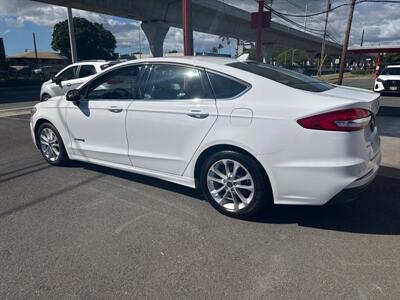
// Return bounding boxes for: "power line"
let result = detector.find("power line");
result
[265,0,400,18]
[264,3,327,36]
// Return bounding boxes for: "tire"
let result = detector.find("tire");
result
[200,150,272,219]
[36,122,69,166]
[41,94,51,102]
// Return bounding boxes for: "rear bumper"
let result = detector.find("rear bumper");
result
[257,148,381,206]
[325,154,380,205]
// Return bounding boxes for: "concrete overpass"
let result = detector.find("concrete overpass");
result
[34,0,342,58]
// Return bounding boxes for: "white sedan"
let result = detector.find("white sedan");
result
[30,57,381,218]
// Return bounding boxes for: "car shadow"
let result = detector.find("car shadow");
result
[252,166,400,235]
[69,161,204,200]
[68,162,400,235]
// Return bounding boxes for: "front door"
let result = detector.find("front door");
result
[52,65,81,96]
[66,65,143,165]
[126,64,218,175]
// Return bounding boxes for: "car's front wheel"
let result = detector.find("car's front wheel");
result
[41,94,51,102]
[37,122,69,166]
[200,151,271,219]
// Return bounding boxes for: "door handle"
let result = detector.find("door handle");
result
[108,106,123,113]
[66,83,72,87]
[186,110,209,119]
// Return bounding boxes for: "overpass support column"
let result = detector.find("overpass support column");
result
[306,50,317,67]
[262,44,275,64]
[141,21,170,57]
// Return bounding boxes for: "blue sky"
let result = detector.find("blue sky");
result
[0,0,236,57]
[1,21,53,55]
[1,0,399,57]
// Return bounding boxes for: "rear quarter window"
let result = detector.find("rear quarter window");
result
[207,72,249,99]
[228,62,334,93]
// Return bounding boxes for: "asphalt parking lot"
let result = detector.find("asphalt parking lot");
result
[0,103,399,299]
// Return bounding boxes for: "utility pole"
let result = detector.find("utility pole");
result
[67,7,78,63]
[304,2,308,31]
[318,0,331,76]
[32,32,38,67]
[338,0,356,85]
[138,25,142,59]
[360,29,365,47]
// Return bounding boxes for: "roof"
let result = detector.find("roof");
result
[69,60,109,66]
[8,51,68,60]
[101,56,240,78]
[116,56,237,67]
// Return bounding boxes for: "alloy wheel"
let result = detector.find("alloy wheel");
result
[206,159,255,212]
[39,128,60,162]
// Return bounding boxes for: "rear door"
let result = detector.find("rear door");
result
[126,63,218,175]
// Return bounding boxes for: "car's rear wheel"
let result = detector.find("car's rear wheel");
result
[37,122,69,166]
[41,94,51,102]
[200,151,271,219]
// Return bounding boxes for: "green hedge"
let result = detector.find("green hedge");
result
[350,69,373,75]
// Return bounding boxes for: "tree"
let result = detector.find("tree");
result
[383,53,400,65]
[273,48,308,66]
[52,17,117,60]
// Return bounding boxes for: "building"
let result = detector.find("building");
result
[7,51,68,67]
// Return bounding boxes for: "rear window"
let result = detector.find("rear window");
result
[381,67,400,76]
[78,65,96,78]
[207,72,248,99]
[228,62,334,93]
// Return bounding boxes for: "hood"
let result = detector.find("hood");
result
[42,79,52,86]
[378,75,400,81]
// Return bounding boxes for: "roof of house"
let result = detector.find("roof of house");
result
[8,51,68,60]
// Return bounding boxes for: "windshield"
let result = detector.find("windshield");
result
[228,62,334,93]
[381,67,400,76]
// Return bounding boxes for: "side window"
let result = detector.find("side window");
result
[143,64,206,100]
[58,66,78,81]
[78,65,96,78]
[207,72,248,99]
[86,66,142,100]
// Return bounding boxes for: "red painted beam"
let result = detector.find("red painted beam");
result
[182,0,193,56]
[348,47,400,54]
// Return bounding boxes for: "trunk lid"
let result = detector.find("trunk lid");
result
[321,85,380,115]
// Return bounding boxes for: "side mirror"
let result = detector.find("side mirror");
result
[66,89,81,102]
[52,76,61,85]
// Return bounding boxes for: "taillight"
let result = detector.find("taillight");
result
[297,108,372,132]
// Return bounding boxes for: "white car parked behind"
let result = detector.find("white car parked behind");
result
[40,60,117,101]
[374,65,400,93]
[31,57,381,219]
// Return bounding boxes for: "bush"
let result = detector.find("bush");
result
[351,69,373,75]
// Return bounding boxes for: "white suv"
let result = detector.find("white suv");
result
[374,65,400,93]
[40,61,116,101]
